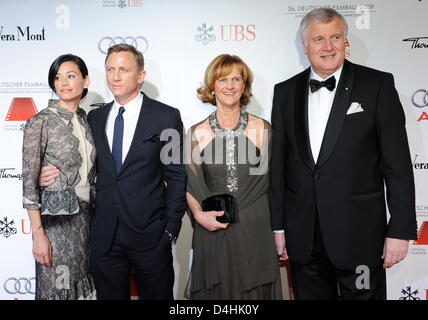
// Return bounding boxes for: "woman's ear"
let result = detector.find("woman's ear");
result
[84,75,90,89]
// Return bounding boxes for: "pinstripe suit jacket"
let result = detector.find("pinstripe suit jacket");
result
[88,92,187,253]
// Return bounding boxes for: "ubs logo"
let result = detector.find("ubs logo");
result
[0,217,17,239]
[195,23,215,45]
[399,286,421,300]
[220,25,256,42]
[195,23,256,46]
[102,0,143,9]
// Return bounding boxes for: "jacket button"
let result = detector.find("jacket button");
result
[314,172,320,180]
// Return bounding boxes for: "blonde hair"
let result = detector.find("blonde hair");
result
[197,54,253,107]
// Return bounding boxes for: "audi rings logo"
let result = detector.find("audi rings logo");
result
[412,89,428,108]
[4,277,36,294]
[98,36,149,54]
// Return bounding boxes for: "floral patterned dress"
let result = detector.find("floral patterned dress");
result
[22,100,97,300]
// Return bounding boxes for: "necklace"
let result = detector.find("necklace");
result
[209,108,248,136]
[208,109,248,192]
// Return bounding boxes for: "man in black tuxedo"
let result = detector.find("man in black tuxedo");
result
[269,8,417,300]
[41,44,187,300]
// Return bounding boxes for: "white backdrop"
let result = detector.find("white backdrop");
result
[1,0,427,300]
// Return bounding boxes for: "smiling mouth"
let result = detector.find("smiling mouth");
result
[321,54,336,59]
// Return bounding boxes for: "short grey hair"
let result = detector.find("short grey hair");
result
[299,8,348,45]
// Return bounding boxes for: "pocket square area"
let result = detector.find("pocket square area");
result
[143,134,160,143]
[346,102,364,115]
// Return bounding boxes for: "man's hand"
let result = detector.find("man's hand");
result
[382,237,409,269]
[39,166,60,187]
[274,232,289,263]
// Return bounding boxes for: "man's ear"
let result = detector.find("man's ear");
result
[303,43,308,56]
[138,70,146,84]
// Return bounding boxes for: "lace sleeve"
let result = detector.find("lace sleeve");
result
[22,115,47,210]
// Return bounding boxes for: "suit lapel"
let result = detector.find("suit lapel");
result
[295,68,316,170]
[316,60,354,168]
[119,93,154,174]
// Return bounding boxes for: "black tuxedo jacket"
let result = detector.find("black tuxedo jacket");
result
[269,60,417,269]
[87,93,187,254]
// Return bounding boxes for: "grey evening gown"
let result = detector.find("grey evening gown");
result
[185,110,282,300]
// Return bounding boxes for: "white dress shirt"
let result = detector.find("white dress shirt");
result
[273,65,344,234]
[106,93,143,164]
[308,65,343,163]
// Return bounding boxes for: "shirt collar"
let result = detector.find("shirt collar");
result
[48,99,85,124]
[112,92,143,116]
[310,63,344,86]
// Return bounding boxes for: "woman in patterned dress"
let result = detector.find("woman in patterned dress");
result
[22,54,96,300]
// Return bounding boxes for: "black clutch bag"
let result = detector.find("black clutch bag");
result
[202,194,236,223]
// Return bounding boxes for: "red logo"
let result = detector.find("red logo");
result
[4,97,38,121]
[417,112,428,121]
[414,221,428,245]
[220,25,256,41]
[20,219,32,235]
[345,39,351,58]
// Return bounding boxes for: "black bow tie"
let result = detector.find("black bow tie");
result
[309,76,336,93]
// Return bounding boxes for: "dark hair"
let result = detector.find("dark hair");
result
[105,44,144,70]
[48,54,89,99]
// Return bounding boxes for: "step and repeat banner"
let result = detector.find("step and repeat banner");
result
[0,0,427,300]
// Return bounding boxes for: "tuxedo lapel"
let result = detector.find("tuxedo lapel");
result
[96,102,116,177]
[294,68,316,170]
[316,60,354,168]
[119,93,154,174]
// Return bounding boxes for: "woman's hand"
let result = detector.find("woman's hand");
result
[32,230,52,267]
[39,165,59,187]
[194,210,229,232]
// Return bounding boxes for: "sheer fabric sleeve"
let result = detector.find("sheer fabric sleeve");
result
[184,124,210,204]
[248,119,272,177]
[22,115,47,210]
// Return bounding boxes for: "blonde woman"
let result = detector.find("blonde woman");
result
[185,54,282,299]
